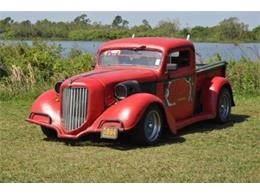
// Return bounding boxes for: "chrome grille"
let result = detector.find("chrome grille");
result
[62,87,87,131]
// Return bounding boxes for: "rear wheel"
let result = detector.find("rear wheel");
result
[215,87,232,123]
[41,126,57,138]
[131,104,163,146]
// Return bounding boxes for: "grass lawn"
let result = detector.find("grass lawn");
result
[0,95,259,182]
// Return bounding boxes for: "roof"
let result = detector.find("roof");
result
[98,37,194,53]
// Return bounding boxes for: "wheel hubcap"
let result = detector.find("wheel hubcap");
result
[144,110,161,142]
[219,94,231,120]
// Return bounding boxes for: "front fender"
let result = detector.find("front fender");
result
[27,89,61,128]
[201,76,234,115]
[90,93,177,133]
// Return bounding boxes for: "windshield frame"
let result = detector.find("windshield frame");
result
[97,48,163,68]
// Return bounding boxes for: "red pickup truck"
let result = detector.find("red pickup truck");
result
[27,37,235,145]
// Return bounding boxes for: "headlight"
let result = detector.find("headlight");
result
[115,84,128,100]
[114,80,141,100]
[54,80,63,94]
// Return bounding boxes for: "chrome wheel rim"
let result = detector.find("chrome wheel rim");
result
[144,110,161,142]
[219,93,231,120]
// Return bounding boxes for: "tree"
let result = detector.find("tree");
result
[217,17,248,40]
[74,14,91,25]
[252,25,260,40]
[191,26,209,38]
[122,20,129,28]
[112,15,123,28]
[33,19,54,38]
[252,25,260,33]
[0,17,14,32]
[142,19,152,29]
[16,20,32,38]
[0,14,257,42]
[156,19,180,36]
[1,17,14,26]
[112,15,129,29]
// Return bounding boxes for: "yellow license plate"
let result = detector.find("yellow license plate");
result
[101,126,118,140]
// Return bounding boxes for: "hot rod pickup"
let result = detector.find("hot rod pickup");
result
[27,37,235,145]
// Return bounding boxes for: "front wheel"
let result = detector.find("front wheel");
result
[131,104,163,146]
[41,126,57,138]
[215,87,232,123]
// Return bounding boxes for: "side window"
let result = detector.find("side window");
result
[167,50,190,68]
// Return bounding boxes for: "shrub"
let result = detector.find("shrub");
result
[227,58,260,95]
[0,41,259,100]
[0,41,93,100]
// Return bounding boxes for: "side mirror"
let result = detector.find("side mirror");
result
[166,63,178,71]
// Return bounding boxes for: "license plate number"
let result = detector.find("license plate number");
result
[101,127,118,140]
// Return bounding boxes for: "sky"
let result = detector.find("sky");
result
[0,11,259,30]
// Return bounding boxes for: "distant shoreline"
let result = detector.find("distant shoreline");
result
[1,15,259,44]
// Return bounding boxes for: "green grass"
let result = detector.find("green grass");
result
[0,95,259,182]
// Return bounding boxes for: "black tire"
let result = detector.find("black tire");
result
[131,104,163,146]
[215,87,232,123]
[41,126,57,138]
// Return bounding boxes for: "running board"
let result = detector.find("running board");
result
[176,113,215,131]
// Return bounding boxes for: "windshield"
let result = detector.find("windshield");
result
[99,49,162,67]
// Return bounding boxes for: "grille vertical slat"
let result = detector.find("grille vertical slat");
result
[71,89,75,129]
[62,87,87,131]
[68,89,73,130]
[78,88,81,128]
[78,88,82,127]
[75,89,78,128]
[83,89,86,126]
[63,88,67,130]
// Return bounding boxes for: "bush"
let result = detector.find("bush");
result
[0,41,259,100]
[227,58,260,95]
[0,41,93,100]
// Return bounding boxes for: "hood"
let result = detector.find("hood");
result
[59,67,158,127]
[67,67,158,86]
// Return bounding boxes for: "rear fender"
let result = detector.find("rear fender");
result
[90,93,177,134]
[201,76,235,115]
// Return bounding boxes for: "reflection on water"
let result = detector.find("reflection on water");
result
[1,40,259,61]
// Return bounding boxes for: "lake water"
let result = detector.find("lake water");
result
[1,40,259,61]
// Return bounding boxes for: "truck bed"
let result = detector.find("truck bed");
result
[195,61,227,91]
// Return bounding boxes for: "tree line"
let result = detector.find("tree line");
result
[0,14,259,42]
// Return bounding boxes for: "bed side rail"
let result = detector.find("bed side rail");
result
[196,61,227,73]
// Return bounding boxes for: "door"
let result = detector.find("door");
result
[163,48,195,121]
